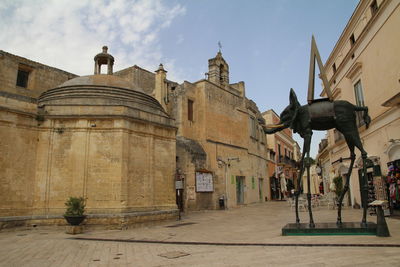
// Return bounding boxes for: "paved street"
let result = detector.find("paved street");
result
[1,201,400,266]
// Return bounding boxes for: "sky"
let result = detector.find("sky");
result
[0,0,360,157]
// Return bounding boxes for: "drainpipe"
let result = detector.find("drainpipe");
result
[225,163,229,209]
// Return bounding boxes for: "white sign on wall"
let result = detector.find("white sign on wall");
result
[175,180,184,190]
[195,172,214,192]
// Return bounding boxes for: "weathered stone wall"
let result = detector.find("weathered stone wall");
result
[176,136,208,210]
[168,72,268,210]
[114,66,155,95]
[0,50,77,98]
[0,96,38,216]
[31,116,177,216]
[124,123,177,211]
[204,82,248,148]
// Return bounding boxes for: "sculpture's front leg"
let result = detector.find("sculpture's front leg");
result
[295,130,313,225]
[305,157,315,228]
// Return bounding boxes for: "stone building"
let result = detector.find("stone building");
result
[262,109,298,200]
[154,51,268,210]
[0,48,177,228]
[0,46,269,228]
[317,0,400,207]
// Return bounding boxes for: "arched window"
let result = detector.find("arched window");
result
[219,64,224,83]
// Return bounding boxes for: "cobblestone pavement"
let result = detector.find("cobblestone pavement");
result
[1,201,400,266]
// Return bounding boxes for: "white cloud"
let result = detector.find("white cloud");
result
[0,0,186,76]
[176,34,184,45]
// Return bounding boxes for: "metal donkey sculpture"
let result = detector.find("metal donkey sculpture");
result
[265,88,371,227]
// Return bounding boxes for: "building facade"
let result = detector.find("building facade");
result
[262,109,298,200]
[318,0,400,207]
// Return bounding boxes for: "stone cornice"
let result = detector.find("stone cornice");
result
[0,90,37,103]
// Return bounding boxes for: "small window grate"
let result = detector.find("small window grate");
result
[16,69,30,88]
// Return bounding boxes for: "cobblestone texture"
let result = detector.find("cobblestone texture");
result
[1,201,400,266]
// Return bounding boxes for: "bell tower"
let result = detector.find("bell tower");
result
[207,51,229,87]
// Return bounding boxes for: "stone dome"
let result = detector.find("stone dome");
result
[55,74,138,91]
[38,74,172,123]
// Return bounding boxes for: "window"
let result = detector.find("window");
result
[249,117,258,139]
[260,128,265,144]
[269,151,275,161]
[16,69,30,88]
[350,34,356,47]
[370,0,378,15]
[332,63,337,74]
[278,144,281,158]
[354,80,365,107]
[188,99,194,121]
[354,80,366,127]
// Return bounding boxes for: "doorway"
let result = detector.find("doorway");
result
[258,178,264,202]
[236,176,245,205]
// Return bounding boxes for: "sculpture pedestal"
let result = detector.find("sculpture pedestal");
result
[282,222,377,236]
[369,201,390,237]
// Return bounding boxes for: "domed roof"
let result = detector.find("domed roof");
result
[55,74,141,92]
[38,74,169,120]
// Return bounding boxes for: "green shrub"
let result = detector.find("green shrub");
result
[64,197,85,216]
[333,176,344,199]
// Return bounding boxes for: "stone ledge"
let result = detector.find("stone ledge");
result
[0,209,179,231]
[0,209,179,221]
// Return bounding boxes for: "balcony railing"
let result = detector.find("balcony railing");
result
[278,155,297,168]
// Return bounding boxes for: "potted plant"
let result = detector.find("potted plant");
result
[64,197,86,226]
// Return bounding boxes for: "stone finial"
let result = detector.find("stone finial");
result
[102,46,108,53]
[155,63,167,73]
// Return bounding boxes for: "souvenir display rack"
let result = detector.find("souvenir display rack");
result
[387,159,400,214]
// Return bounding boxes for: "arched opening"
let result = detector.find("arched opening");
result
[219,64,225,84]
[388,144,400,162]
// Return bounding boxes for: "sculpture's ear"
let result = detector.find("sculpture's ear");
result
[289,88,300,109]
